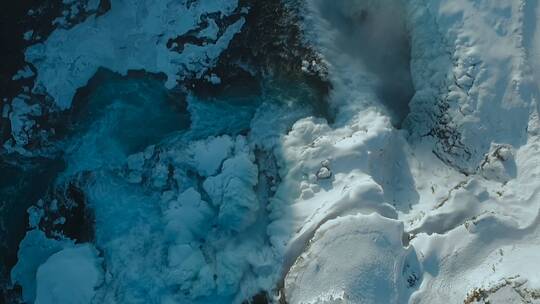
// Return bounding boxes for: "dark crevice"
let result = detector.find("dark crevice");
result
[243,291,270,304]
[37,180,96,244]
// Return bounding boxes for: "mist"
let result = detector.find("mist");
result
[314,0,414,126]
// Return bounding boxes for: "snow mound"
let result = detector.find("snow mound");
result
[267,110,397,264]
[404,0,536,171]
[284,213,421,304]
[35,245,103,304]
[11,230,73,303]
[76,134,280,303]
[203,139,259,232]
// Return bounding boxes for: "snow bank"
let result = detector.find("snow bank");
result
[11,230,102,304]
[35,245,103,304]
[11,230,72,303]
[284,213,421,304]
[267,109,396,261]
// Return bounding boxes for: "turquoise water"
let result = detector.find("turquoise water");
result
[61,70,191,177]
[1,65,328,303]
[1,70,192,292]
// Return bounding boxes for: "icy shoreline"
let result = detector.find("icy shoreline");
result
[4,0,540,303]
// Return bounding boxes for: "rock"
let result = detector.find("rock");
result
[317,166,332,179]
[301,188,315,200]
[321,159,330,168]
[480,144,516,183]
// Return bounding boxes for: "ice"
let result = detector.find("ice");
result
[10,0,540,302]
[12,66,34,81]
[59,132,280,303]
[25,0,244,109]
[203,137,259,232]
[11,230,74,303]
[8,97,41,147]
[405,0,535,171]
[35,245,103,304]
[187,136,234,177]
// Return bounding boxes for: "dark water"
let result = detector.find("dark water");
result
[0,69,191,301]
[71,69,191,155]
[0,155,65,300]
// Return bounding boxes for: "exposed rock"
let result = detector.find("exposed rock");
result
[480,144,516,183]
[316,166,332,179]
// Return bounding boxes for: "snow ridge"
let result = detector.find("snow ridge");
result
[8,0,540,303]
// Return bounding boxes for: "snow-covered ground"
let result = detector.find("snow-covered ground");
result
[278,0,540,302]
[6,0,540,303]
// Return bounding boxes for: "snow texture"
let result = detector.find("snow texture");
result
[35,245,102,304]
[285,214,420,304]
[11,230,74,303]
[10,0,540,303]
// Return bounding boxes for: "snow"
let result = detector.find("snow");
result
[12,66,34,80]
[35,245,103,304]
[10,0,540,303]
[7,97,41,147]
[284,213,420,304]
[316,166,331,179]
[11,230,74,303]
[205,73,222,85]
[60,133,280,303]
[278,0,540,302]
[23,30,34,41]
[25,0,244,109]
[187,135,234,177]
[202,138,259,232]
